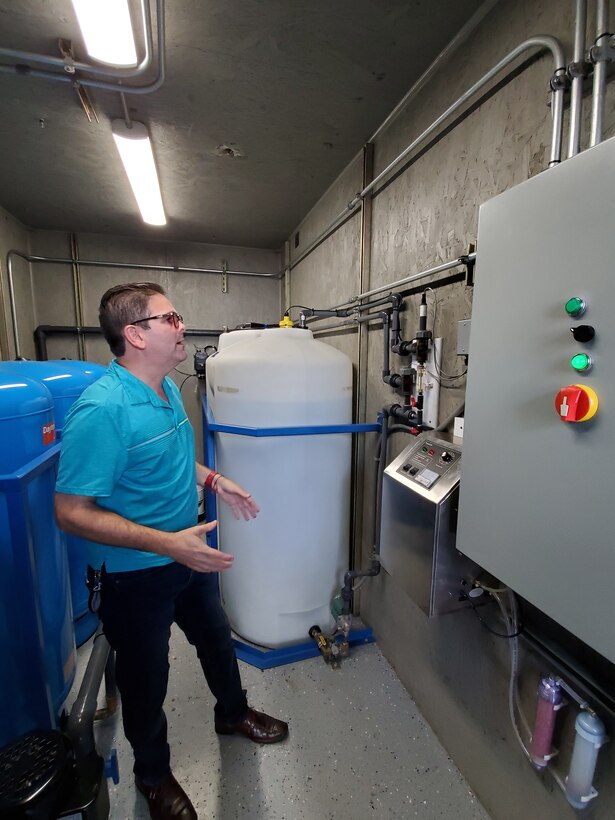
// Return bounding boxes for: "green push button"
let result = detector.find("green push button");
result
[565,297,586,318]
[571,353,592,372]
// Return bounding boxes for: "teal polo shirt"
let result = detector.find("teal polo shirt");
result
[56,360,197,572]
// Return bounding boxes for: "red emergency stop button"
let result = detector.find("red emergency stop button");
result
[554,384,599,422]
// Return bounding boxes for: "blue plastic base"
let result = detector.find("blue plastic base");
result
[233,627,375,669]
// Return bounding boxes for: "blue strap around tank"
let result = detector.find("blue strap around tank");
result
[200,389,380,551]
[200,391,380,438]
[207,421,380,435]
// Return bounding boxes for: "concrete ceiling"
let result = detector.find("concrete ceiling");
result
[0,0,487,249]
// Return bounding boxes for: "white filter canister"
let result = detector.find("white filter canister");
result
[206,327,353,648]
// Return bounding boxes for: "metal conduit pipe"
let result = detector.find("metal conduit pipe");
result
[360,36,565,201]
[313,312,392,336]
[7,249,278,359]
[70,235,86,361]
[337,253,476,311]
[370,0,501,142]
[569,0,589,158]
[0,0,165,95]
[312,268,466,336]
[0,0,154,80]
[286,36,565,276]
[590,0,612,146]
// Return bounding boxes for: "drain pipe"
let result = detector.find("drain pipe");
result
[340,410,388,615]
[568,0,589,157]
[66,630,114,759]
[338,395,459,615]
[340,403,417,614]
[434,401,465,433]
[589,0,613,147]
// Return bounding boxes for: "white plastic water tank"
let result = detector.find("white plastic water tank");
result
[206,327,353,647]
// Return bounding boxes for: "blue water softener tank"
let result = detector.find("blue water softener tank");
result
[0,360,106,646]
[0,372,75,748]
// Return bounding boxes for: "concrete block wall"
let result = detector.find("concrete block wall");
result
[286,1,615,818]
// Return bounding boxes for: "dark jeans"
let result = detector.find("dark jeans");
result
[99,561,248,782]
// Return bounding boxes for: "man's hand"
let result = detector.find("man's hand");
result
[55,493,233,572]
[168,521,234,572]
[216,477,260,521]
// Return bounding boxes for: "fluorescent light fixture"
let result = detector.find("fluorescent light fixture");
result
[112,120,166,226]
[71,0,138,66]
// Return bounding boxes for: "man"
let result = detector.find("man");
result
[55,282,288,820]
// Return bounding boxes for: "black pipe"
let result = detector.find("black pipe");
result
[34,324,224,360]
[381,312,402,389]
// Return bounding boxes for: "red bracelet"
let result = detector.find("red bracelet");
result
[204,471,221,491]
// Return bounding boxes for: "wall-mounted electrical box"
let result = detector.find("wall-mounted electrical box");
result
[380,433,479,616]
[457,135,615,664]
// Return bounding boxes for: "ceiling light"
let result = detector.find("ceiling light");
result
[71,0,138,67]
[111,120,166,226]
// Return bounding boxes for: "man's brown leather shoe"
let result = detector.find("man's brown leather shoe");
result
[135,772,198,820]
[215,707,289,744]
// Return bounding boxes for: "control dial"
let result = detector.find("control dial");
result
[554,384,599,423]
[570,325,595,343]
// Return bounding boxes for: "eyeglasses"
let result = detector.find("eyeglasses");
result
[131,311,184,329]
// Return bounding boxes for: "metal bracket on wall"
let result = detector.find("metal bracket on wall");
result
[221,260,228,293]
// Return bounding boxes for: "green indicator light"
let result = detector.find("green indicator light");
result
[565,297,586,317]
[571,353,592,372]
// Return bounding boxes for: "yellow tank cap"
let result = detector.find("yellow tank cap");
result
[279,314,295,328]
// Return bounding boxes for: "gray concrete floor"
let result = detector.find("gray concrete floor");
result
[76,627,491,819]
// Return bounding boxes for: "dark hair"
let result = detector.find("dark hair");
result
[99,282,166,356]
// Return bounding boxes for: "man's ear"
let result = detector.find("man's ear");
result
[124,323,147,351]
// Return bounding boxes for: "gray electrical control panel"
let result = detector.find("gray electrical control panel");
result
[457,135,615,664]
[380,433,479,616]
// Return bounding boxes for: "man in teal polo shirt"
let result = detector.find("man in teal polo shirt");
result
[55,282,288,820]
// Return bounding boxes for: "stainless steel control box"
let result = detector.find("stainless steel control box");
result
[457,136,615,664]
[380,433,479,616]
